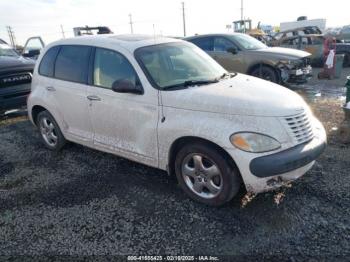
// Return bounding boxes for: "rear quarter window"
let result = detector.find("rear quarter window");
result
[54,45,91,83]
[39,46,60,77]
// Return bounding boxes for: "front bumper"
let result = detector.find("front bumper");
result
[226,118,327,194]
[0,84,31,111]
[250,137,326,178]
[281,65,313,84]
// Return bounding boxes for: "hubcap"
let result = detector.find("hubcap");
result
[181,153,223,199]
[39,117,58,147]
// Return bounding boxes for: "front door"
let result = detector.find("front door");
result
[209,37,245,73]
[87,47,159,167]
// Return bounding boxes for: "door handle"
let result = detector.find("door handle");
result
[46,86,56,91]
[87,95,101,101]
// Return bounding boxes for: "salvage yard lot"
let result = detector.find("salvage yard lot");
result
[0,74,350,259]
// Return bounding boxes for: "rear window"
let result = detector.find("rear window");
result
[39,46,60,77]
[54,45,91,83]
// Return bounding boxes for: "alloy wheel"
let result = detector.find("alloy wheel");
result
[181,153,223,199]
[39,117,58,147]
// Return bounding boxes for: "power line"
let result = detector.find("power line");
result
[129,14,134,34]
[60,25,65,38]
[6,26,17,48]
[182,2,186,37]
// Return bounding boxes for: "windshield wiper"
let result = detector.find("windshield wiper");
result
[162,79,219,90]
[183,79,219,86]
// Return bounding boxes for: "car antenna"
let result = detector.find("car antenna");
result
[153,24,156,42]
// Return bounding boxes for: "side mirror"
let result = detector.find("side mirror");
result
[111,79,143,94]
[227,47,238,55]
[23,49,40,58]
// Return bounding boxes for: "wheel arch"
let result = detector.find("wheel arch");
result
[247,61,281,82]
[31,105,48,126]
[167,136,241,178]
[247,62,280,77]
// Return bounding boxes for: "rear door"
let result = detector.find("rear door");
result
[51,45,93,142]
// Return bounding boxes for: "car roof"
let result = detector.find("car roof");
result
[185,33,245,40]
[47,34,182,53]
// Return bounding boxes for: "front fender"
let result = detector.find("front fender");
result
[157,106,289,171]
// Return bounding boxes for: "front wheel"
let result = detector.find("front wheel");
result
[174,143,241,206]
[250,65,279,83]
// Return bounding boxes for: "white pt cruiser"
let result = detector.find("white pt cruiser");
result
[28,35,327,206]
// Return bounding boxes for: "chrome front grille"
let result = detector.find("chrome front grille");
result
[284,111,314,144]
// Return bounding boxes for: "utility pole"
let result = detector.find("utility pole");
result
[129,14,134,34]
[240,0,244,21]
[6,26,16,48]
[182,2,186,37]
[60,25,65,38]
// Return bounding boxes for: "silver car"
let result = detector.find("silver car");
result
[185,33,312,85]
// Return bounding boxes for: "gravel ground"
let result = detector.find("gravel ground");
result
[0,79,349,260]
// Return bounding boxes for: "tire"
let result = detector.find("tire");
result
[36,110,66,151]
[250,65,279,83]
[174,142,241,206]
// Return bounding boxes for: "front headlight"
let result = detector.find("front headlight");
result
[230,132,281,153]
[279,60,292,65]
[279,59,300,69]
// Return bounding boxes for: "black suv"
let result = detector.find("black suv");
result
[0,39,35,115]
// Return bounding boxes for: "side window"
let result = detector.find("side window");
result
[39,46,60,77]
[274,33,282,40]
[54,45,91,83]
[283,37,298,46]
[93,48,139,89]
[190,37,213,51]
[214,37,235,52]
[301,37,309,45]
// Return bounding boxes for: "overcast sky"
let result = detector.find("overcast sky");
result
[0,0,349,45]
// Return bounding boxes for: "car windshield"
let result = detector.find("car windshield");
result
[0,43,19,57]
[135,42,227,90]
[229,34,267,50]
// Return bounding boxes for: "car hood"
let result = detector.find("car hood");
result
[250,47,311,60]
[161,74,307,117]
[0,56,35,72]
